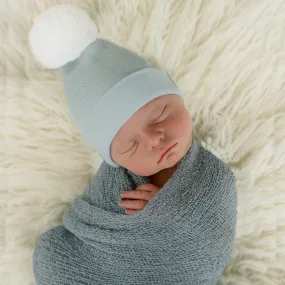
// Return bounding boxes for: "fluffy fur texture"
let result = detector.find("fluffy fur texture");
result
[1,0,285,284]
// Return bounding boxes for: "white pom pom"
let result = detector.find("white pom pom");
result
[29,4,97,69]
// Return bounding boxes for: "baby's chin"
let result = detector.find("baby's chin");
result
[127,165,160,177]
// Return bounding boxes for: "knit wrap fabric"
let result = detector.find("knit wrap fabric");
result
[33,141,237,285]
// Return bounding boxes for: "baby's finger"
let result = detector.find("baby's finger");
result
[119,199,148,210]
[136,184,160,192]
[120,190,153,201]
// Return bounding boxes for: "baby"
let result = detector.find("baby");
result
[29,5,237,285]
[29,5,192,215]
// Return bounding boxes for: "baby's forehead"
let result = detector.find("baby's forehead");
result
[141,94,174,111]
[148,94,172,105]
[142,98,163,113]
[134,95,174,121]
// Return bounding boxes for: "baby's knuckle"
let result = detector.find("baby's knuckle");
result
[137,200,146,207]
[138,191,146,199]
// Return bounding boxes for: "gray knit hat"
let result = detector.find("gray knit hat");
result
[29,4,183,167]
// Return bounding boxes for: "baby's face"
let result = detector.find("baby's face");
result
[110,94,192,176]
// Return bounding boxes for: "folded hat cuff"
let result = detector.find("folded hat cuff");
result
[79,67,183,167]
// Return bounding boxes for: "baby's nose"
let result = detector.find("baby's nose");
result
[144,131,165,151]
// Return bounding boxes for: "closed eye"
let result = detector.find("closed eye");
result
[121,141,134,154]
[151,105,167,123]
[122,140,138,156]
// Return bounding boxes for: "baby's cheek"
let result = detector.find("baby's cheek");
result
[174,114,191,134]
[168,117,184,133]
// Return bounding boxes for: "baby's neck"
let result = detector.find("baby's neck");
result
[150,165,178,188]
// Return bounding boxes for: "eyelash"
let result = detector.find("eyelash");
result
[129,140,139,157]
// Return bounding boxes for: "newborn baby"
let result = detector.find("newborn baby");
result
[111,94,192,214]
[29,5,237,285]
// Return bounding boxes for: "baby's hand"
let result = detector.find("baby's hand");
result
[119,184,160,215]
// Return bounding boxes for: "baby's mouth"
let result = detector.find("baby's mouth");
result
[157,143,177,164]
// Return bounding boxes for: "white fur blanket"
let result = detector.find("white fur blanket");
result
[1,1,285,284]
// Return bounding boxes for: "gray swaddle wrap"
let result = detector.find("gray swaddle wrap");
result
[33,140,237,284]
